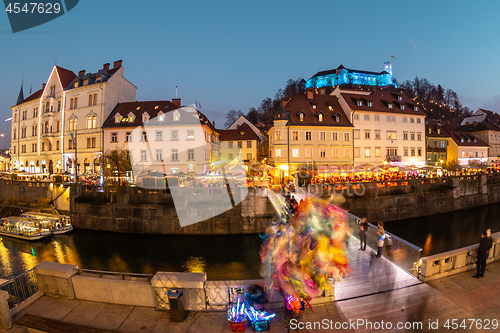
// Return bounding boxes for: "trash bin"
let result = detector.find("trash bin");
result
[167,288,186,322]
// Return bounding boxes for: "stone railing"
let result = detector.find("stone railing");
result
[418,232,500,282]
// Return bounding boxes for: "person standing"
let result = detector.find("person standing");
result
[473,231,490,278]
[375,221,385,258]
[486,229,493,257]
[359,218,368,251]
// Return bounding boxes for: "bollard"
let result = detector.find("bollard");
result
[168,288,187,322]
[0,290,13,330]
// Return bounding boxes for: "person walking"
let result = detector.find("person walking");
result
[359,218,368,251]
[375,221,385,258]
[473,231,490,278]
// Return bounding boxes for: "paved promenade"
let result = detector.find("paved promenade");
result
[3,238,500,333]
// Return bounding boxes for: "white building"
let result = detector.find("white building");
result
[332,87,427,166]
[10,60,136,174]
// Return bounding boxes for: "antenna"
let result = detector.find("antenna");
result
[30,81,33,94]
[175,86,178,99]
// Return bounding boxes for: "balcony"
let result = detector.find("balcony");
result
[386,155,402,162]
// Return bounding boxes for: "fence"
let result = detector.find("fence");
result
[0,268,39,309]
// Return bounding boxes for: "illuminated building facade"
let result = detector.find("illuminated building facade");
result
[218,122,260,165]
[425,119,449,166]
[268,89,354,183]
[333,87,426,166]
[103,100,220,176]
[305,63,396,89]
[454,122,500,164]
[447,132,489,166]
[10,60,136,174]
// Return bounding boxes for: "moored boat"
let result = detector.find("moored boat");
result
[0,217,51,241]
[19,212,73,235]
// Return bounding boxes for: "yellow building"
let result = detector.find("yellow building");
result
[218,122,260,167]
[447,132,489,166]
[268,89,353,183]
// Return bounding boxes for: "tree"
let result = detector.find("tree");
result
[224,109,244,128]
[246,107,260,124]
[103,149,132,186]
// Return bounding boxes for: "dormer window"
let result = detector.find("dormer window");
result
[388,103,393,109]
[312,104,317,109]
[155,106,159,109]
[158,111,164,122]
[173,110,181,121]
[414,106,418,111]
[461,138,464,143]
[128,112,135,122]
[400,105,405,110]
[299,112,304,122]
[467,138,471,143]
[357,100,363,107]
[142,112,150,123]
[367,101,373,107]
[437,129,441,135]
[398,96,403,101]
[474,139,477,143]
[328,106,333,111]
[334,113,341,123]
[115,115,121,123]
[318,113,324,122]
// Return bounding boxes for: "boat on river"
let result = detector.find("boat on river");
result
[19,212,73,235]
[0,216,51,241]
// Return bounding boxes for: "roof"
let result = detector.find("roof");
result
[340,90,426,116]
[55,66,77,89]
[279,92,353,127]
[426,119,450,137]
[455,122,500,133]
[15,88,43,106]
[16,84,24,105]
[312,64,388,78]
[450,132,489,147]
[218,123,260,141]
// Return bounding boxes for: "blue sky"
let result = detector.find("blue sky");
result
[1,0,499,149]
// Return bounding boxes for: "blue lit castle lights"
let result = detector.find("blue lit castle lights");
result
[305,62,396,89]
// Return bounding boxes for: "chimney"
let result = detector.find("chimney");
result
[306,88,314,100]
[172,98,181,107]
[78,70,85,76]
[113,60,123,69]
[42,83,46,90]
[103,63,110,71]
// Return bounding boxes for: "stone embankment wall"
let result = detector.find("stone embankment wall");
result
[70,186,274,235]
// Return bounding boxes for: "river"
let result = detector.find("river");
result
[1,203,499,281]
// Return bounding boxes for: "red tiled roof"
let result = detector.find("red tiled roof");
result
[450,132,488,147]
[281,93,353,127]
[55,66,76,89]
[16,88,43,106]
[340,90,426,116]
[426,119,450,137]
[218,123,260,141]
[103,101,181,128]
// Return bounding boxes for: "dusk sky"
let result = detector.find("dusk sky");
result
[1,0,499,149]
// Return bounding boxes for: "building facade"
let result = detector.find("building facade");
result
[447,132,489,166]
[455,122,500,164]
[425,119,449,166]
[333,87,427,166]
[10,60,136,174]
[268,90,353,183]
[218,122,260,167]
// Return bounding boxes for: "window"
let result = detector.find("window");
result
[403,132,408,140]
[306,148,312,158]
[87,138,91,148]
[312,104,317,109]
[69,139,73,149]
[344,148,350,158]
[354,147,360,158]
[141,132,147,142]
[332,148,339,158]
[319,148,326,158]
[332,132,338,141]
[306,132,312,140]
[237,141,242,148]
[387,148,398,156]
[173,111,181,121]
[111,133,118,142]
[156,131,163,141]
[344,132,350,141]
[410,132,415,141]
[403,117,408,123]
[228,142,233,149]
[388,103,393,109]
[318,113,324,122]
[188,149,194,161]
[87,116,92,129]
[364,130,370,139]
[320,132,326,141]
[293,149,299,158]
[276,131,281,140]
[56,141,59,150]
[357,100,363,107]
[365,148,371,157]
[387,131,397,140]
[414,106,419,111]
[411,148,416,157]
[126,132,132,142]
[410,117,415,123]
[56,120,60,132]
[247,153,252,160]
[417,133,422,141]
[57,101,61,111]
[88,95,93,106]
[400,105,405,110]
[386,115,396,122]
[367,101,373,107]
[353,114,359,120]
[334,113,341,122]
[155,149,162,161]
[171,149,178,161]
[276,149,281,157]
[375,130,381,140]
[418,148,422,157]
[398,96,403,101]
[299,113,304,121]
[354,130,360,139]
[142,113,149,123]
[374,115,380,121]
[404,148,409,157]
[228,153,234,160]
[364,114,370,121]
[416,118,421,124]
[171,130,178,140]
[247,141,252,148]
[141,150,147,161]
[437,129,441,135]
[375,148,381,157]
[441,141,445,148]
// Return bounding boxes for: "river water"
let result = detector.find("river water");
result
[1,203,499,281]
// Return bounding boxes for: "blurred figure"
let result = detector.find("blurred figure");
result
[358,217,368,251]
[473,231,489,278]
[375,221,385,258]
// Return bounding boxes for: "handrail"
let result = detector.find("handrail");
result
[76,268,154,281]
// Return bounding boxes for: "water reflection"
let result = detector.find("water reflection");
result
[182,256,206,273]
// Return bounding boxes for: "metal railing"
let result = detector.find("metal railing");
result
[0,268,39,309]
[76,268,154,282]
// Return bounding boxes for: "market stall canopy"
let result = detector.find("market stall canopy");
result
[354,163,373,172]
[228,166,246,174]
